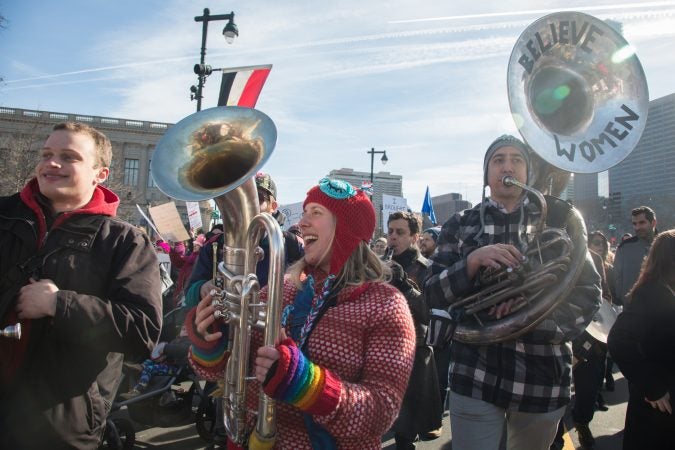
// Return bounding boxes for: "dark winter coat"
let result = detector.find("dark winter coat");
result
[608,281,675,450]
[613,235,652,305]
[0,180,162,449]
[391,246,442,436]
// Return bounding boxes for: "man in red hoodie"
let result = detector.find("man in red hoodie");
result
[0,122,163,449]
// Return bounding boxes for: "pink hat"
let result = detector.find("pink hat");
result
[194,234,206,247]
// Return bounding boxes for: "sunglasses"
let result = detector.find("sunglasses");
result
[590,240,604,246]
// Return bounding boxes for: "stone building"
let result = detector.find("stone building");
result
[0,106,212,231]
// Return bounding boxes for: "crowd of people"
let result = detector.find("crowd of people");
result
[0,122,672,450]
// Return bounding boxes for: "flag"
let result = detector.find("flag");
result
[421,186,437,225]
[217,64,272,107]
[361,181,373,195]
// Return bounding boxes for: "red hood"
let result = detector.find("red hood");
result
[19,178,120,242]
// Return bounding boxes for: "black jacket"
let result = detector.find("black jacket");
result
[0,182,162,449]
[608,281,675,450]
[391,247,431,345]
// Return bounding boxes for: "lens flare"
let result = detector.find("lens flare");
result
[612,45,636,64]
[534,88,561,115]
[553,85,570,100]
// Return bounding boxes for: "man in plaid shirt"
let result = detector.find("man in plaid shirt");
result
[424,135,601,450]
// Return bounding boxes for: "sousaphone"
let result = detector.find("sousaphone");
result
[435,12,648,345]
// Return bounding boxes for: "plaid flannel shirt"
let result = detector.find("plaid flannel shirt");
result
[425,197,601,413]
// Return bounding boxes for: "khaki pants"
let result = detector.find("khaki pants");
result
[449,391,566,450]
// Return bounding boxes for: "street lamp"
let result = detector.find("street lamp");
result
[190,8,239,111]
[367,147,388,183]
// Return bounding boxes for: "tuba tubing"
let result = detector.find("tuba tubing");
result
[221,212,285,445]
[450,180,589,344]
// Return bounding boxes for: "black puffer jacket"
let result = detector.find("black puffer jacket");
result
[0,180,162,449]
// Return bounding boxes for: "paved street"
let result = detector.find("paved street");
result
[115,367,628,449]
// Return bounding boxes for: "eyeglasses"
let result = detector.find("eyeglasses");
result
[590,240,604,246]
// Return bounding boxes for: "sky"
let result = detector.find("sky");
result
[1,0,674,209]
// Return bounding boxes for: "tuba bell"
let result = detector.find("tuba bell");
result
[151,106,284,447]
[443,11,648,345]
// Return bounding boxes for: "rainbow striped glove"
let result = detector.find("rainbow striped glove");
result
[262,338,342,416]
[185,307,229,379]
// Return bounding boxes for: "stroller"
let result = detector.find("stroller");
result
[99,306,209,449]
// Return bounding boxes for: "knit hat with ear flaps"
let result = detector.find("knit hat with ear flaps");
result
[483,134,531,186]
[303,178,376,275]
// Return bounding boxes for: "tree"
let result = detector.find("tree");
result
[0,122,50,196]
[1,13,6,83]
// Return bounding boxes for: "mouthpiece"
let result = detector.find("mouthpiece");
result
[1,323,21,339]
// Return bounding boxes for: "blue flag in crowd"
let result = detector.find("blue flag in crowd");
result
[421,186,437,225]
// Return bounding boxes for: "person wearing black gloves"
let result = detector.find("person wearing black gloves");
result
[386,211,443,449]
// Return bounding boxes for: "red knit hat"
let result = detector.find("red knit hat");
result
[303,178,375,275]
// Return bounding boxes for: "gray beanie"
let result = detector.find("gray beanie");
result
[483,134,531,185]
[423,227,441,242]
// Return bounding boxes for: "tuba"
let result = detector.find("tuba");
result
[445,11,649,345]
[151,106,284,447]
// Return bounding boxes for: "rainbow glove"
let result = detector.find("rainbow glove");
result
[262,338,342,416]
[185,307,229,378]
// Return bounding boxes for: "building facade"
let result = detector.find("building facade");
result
[0,106,212,232]
[608,93,675,232]
[327,168,403,235]
[432,193,472,225]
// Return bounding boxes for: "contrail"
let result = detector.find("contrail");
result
[388,1,675,24]
[4,55,194,84]
[5,3,673,89]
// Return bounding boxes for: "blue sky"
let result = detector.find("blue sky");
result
[2,0,674,209]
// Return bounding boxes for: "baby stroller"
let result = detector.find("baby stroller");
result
[99,306,208,449]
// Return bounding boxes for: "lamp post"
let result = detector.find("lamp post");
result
[190,8,238,111]
[367,147,388,183]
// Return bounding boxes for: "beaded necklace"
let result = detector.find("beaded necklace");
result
[281,274,336,350]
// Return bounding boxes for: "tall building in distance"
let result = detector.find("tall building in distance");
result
[608,92,675,230]
[432,193,472,225]
[327,168,403,235]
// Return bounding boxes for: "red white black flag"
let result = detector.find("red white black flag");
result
[217,64,272,108]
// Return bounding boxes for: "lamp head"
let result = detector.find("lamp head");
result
[223,15,238,44]
[381,151,388,165]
